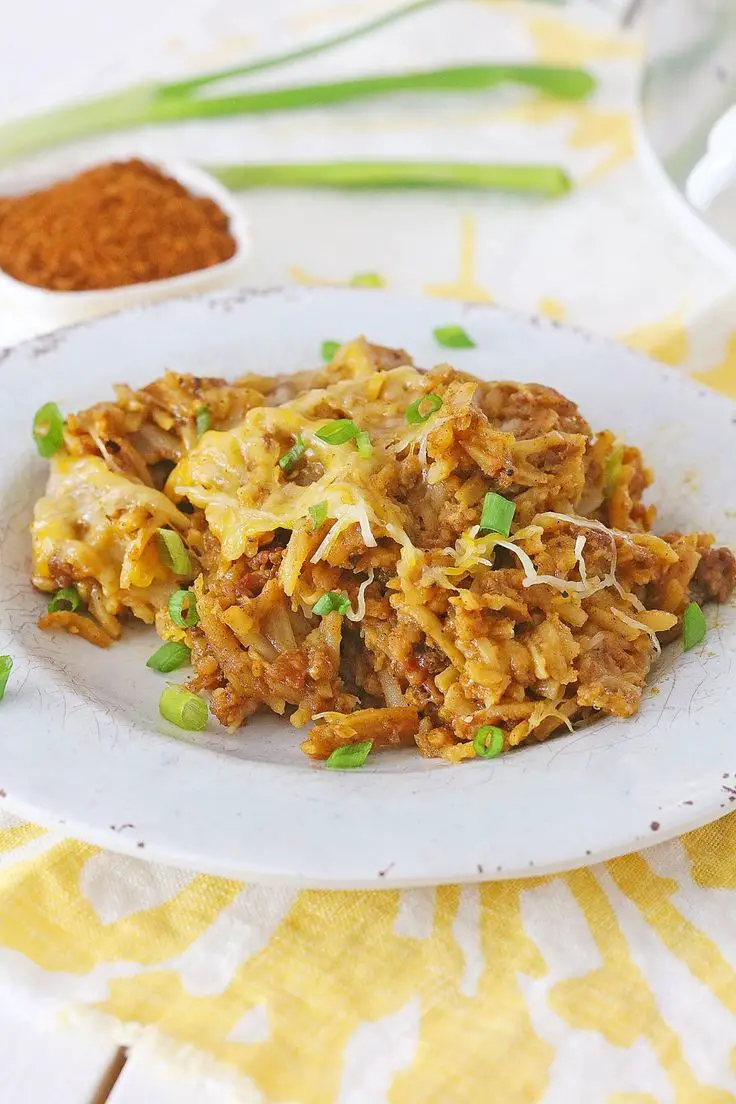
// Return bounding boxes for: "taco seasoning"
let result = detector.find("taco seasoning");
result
[0,159,236,292]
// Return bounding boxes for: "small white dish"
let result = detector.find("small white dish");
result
[0,159,251,326]
[0,288,734,887]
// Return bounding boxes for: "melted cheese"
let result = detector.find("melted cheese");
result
[32,454,186,614]
[165,370,668,655]
[170,376,422,565]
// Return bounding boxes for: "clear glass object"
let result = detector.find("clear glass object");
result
[640,0,736,265]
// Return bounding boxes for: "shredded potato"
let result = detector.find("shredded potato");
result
[30,337,736,761]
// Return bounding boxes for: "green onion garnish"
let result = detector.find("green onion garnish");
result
[146,642,191,673]
[480,492,515,537]
[473,725,504,759]
[604,444,624,498]
[312,591,351,616]
[433,324,475,349]
[315,419,360,445]
[322,340,340,362]
[159,684,208,731]
[683,602,707,651]
[279,434,305,472]
[326,739,373,769]
[169,589,199,628]
[157,530,192,576]
[0,656,12,702]
[350,272,385,288]
[405,393,442,425]
[309,501,328,529]
[47,586,81,614]
[0,40,594,167]
[355,430,373,458]
[195,405,211,436]
[32,402,64,458]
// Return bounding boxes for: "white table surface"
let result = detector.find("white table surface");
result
[0,994,246,1103]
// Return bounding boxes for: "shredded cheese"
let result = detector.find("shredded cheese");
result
[310,502,378,564]
[574,535,587,584]
[611,607,662,656]
[346,569,374,623]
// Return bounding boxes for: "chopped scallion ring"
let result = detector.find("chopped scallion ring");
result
[168,589,199,628]
[0,656,12,702]
[195,405,211,436]
[326,739,373,770]
[480,492,516,537]
[433,324,475,349]
[47,586,81,614]
[159,684,208,731]
[350,272,384,288]
[157,529,192,576]
[279,434,305,472]
[146,642,191,673]
[315,419,359,445]
[355,430,373,458]
[321,340,340,362]
[309,501,328,529]
[32,402,64,458]
[682,601,707,651]
[473,725,504,759]
[405,393,442,425]
[312,591,351,617]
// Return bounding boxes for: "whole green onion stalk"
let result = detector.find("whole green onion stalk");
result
[0,64,594,165]
[0,0,593,195]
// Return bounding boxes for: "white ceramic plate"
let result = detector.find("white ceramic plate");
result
[1,287,734,887]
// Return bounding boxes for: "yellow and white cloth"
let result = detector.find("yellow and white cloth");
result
[1,2,736,1100]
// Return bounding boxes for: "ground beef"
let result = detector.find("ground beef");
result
[236,548,285,599]
[693,546,736,605]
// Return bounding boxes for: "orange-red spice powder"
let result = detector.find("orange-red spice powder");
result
[0,159,237,292]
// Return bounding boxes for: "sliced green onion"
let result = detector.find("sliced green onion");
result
[480,492,516,537]
[433,324,475,349]
[0,656,12,702]
[326,739,373,769]
[322,340,340,362]
[146,641,191,673]
[32,402,64,458]
[355,430,373,458]
[157,529,192,576]
[473,724,504,760]
[683,602,707,651]
[604,444,624,498]
[169,589,199,628]
[279,434,305,472]
[47,586,81,613]
[405,393,443,425]
[315,419,360,445]
[195,405,211,436]
[350,272,385,288]
[159,684,208,731]
[312,591,351,616]
[309,501,328,529]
